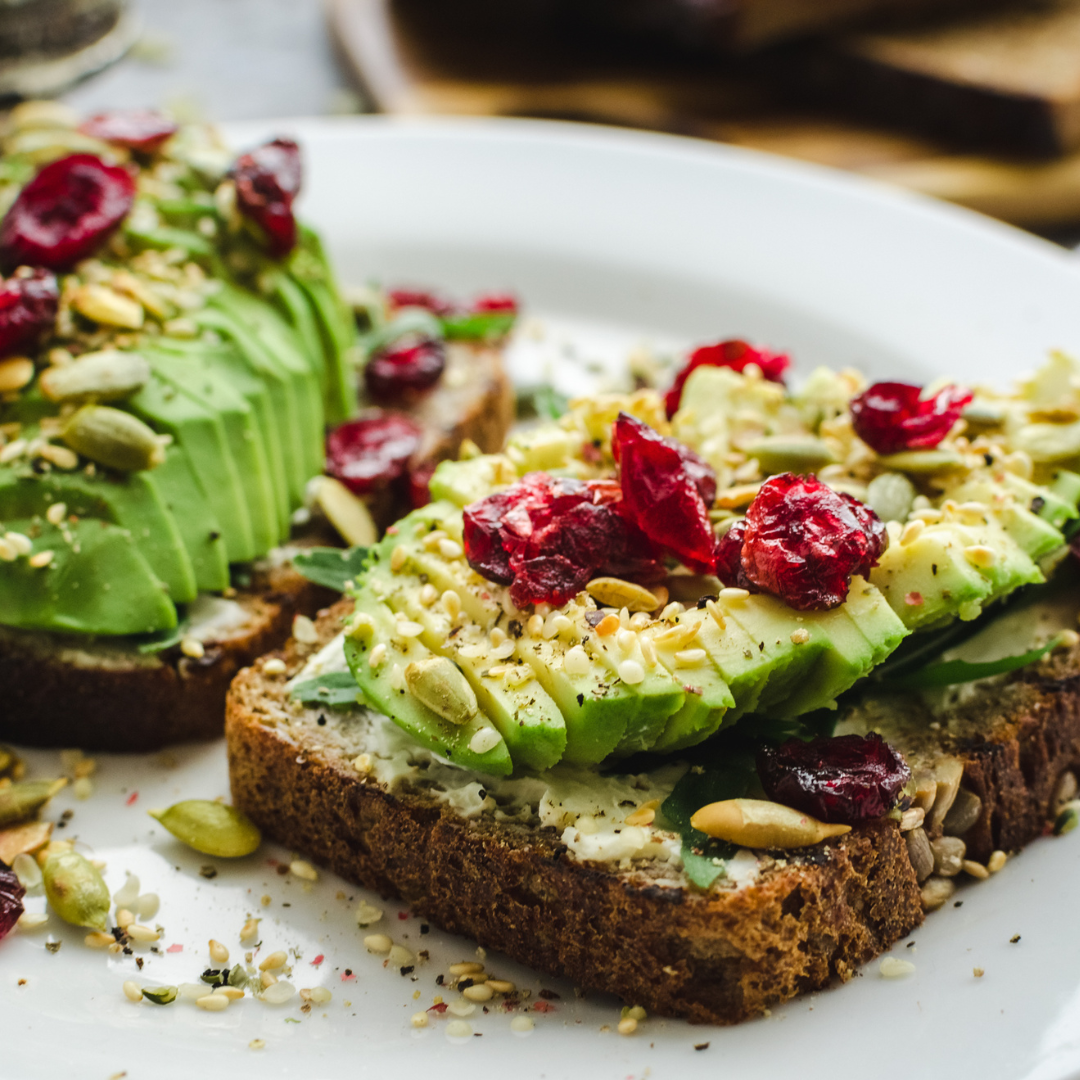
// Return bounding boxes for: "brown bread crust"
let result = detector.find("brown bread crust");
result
[226,600,924,1024]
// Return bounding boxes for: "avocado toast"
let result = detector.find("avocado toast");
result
[227,345,1080,1022]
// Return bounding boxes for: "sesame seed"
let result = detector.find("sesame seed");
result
[259,950,288,971]
[0,538,16,562]
[396,619,423,638]
[491,640,516,660]
[640,636,657,667]
[964,545,997,569]
[962,859,990,880]
[209,939,229,964]
[616,629,637,653]
[446,1020,473,1038]
[411,1011,429,1028]
[624,804,656,827]
[879,957,916,978]
[352,753,372,774]
[674,648,707,666]
[214,986,245,1001]
[790,628,810,645]
[46,502,66,526]
[511,1015,534,1033]
[4,531,31,556]
[420,583,439,606]
[526,613,544,637]
[988,850,1007,873]
[660,602,684,620]
[126,923,160,943]
[439,539,463,560]
[346,612,375,640]
[422,530,447,550]
[180,637,205,659]
[618,1017,638,1036]
[388,944,414,967]
[619,607,630,628]
[293,614,318,644]
[618,659,645,685]
[364,934,393,954]
[705,599,725,629]
[0,438,27,464]
[489,627,507,647]
[463,983,493,1002]
[260,971,278,989]
[448,961,484,976]
[486,979,515,994]
[469,727,502,754]
[123,980,143,1002]
[354,900,383,926]
[719,588,750,601]
[290,859,318,881]
[629,612,651,631]
[900,519,925,546]
[16,912,48,932]
[368,643,387,669]
[37,443,78,470]
[240,917,260,941]
[552,614,573,635]
[116,908,134,929]
[196,993,229,1011]
[309,986,332,1004]
[564,646,591,676]
[262,658,287,675]
[249,1040,266,1050]
[390,546,407,571]
[390,664,405,691]
[85,930,115,947]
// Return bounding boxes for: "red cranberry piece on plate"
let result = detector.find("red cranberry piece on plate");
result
[364,337,446,402]
[0,861,25,941]
[79,110,178,152]
[739,473,887,610]
[757,733,912,825]
[464,487,517,585]
[471,293,518,313]
[325,412,422,497]
[850,381,973,455]
[0,267,58,357]
[612,412,718,573]
[407,458,437,509]
[713,519,757,592]
[386,289,455,317]
[232,138,302,258]
[0,153,135,273]
[665,339,791,419]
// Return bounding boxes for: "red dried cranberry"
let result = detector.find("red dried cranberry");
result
[665,340,790,419]
[714,519,757,592]
[0,154,135,272]
[757,733,911,825]
[325,412,422,497]
[850,381,973,455]
[79,110,178,152]
[739,473,887,610]
[386,288,455,317]
[0,861,25,941]
[472,293,518,313]
[463,472,663,607]
[0,267,58,357]
[408,459,437,509]
[364,337,446,402]
[232,138,301,258]
[612,412,718,573]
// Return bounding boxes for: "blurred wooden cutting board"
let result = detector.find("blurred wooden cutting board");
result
[329,0,1080,228]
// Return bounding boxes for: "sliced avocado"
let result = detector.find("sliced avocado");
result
[1050,469,1080,512]
[0,461,196,605]
[344,592,512,777]
[949,476,1066,561]
[128,369,256,562]
[947,518,1044,597]
[1000,473,1078,530]
[151,445,230,591]
[429,455,514,509]
[270,272,331,401]
[0,515,175,635]
[144,350,280,555]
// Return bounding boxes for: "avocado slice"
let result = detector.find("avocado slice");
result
[0,460,196,605]
[129,369,256,563]
[0,515,175,635]
[429,456,516,509]
[344,593,513,777]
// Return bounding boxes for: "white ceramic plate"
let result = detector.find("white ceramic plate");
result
[7,117,1080,1080]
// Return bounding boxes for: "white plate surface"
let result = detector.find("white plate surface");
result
[7,116,1080,1080]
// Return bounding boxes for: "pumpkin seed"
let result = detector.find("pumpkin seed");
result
[43,849,110,930]
[942,787,982,836]
[876,449,967,474]
[3,127,117,166]
[928,757,964,832]
[62,404,165,472]
[404,657,478,725]
[71,284,144,329]
[905,827,934,883]
[1055,803,1080,835]
[148,800,262,858]
[0,357,34,394]
[689,797,850,848]
[8,100,79,131]
[142,985,178,1005]
[742,436,837,475]
[585,577,662,613]
[866,472,916,524]
[312,475,377,547]
[0,822,52,867]
[39,350,151,404]
[0,778,66,828]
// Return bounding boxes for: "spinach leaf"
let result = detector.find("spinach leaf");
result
[517,383,569,421]
[661,755,757,890]
[881,638,1061,691]
[292,547,368,593]
[440,310,516,342]
[134,622,190,655]
[289,671,361,708]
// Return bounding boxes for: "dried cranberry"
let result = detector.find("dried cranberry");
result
[714,519,757,592]
[665,340,790,419]
[612,412,718,573]
[463,472,663,607]
[387,288,455,317]
[79,110,178,152]
[739,474,887,610]
[364,337,446,402]
[757,733,911,825]
[0,267,58,357]
[408,459,437,509]
[0,861,25,941]
[232,138,301,258]
[472,293,518,313]
[325,412,422,497]
[0,154,135,272]
[850,381,973,455]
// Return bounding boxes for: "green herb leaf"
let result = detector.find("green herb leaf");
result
[516,384,569,421]
[661,755,756,890]
[292,547,368,593]
[362,309,444,357]
[440,310,516,342]
[882,638,1061,691]
[289,671,361,708]
[134,621,190,655]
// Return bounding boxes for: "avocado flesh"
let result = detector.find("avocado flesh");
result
[150,339,290,537]
[344,590,513,777]
[129,370,257,563]
[0,515,175,635]
[429,456,515,509]
[143,352,281,556]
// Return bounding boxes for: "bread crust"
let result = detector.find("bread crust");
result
[225,600,925,1024]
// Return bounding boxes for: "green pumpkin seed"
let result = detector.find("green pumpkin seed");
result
[39,350,151,404]
[227,963,250,989]
[142,985,178,1005]
[742,436,838,475]
[148,800,262,858]
[876,449,967,475]
[0,779,66,828]
[866,472,917,523]
[43,849,110,930]
[1055,804,1080,836]
[404,657,478,726]
[62,404,165,472]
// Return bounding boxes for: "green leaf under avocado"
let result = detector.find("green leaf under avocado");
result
[661,755,757,890]
[292,547,368,593]
[289,671,361,708]
[882,637,1062,691]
